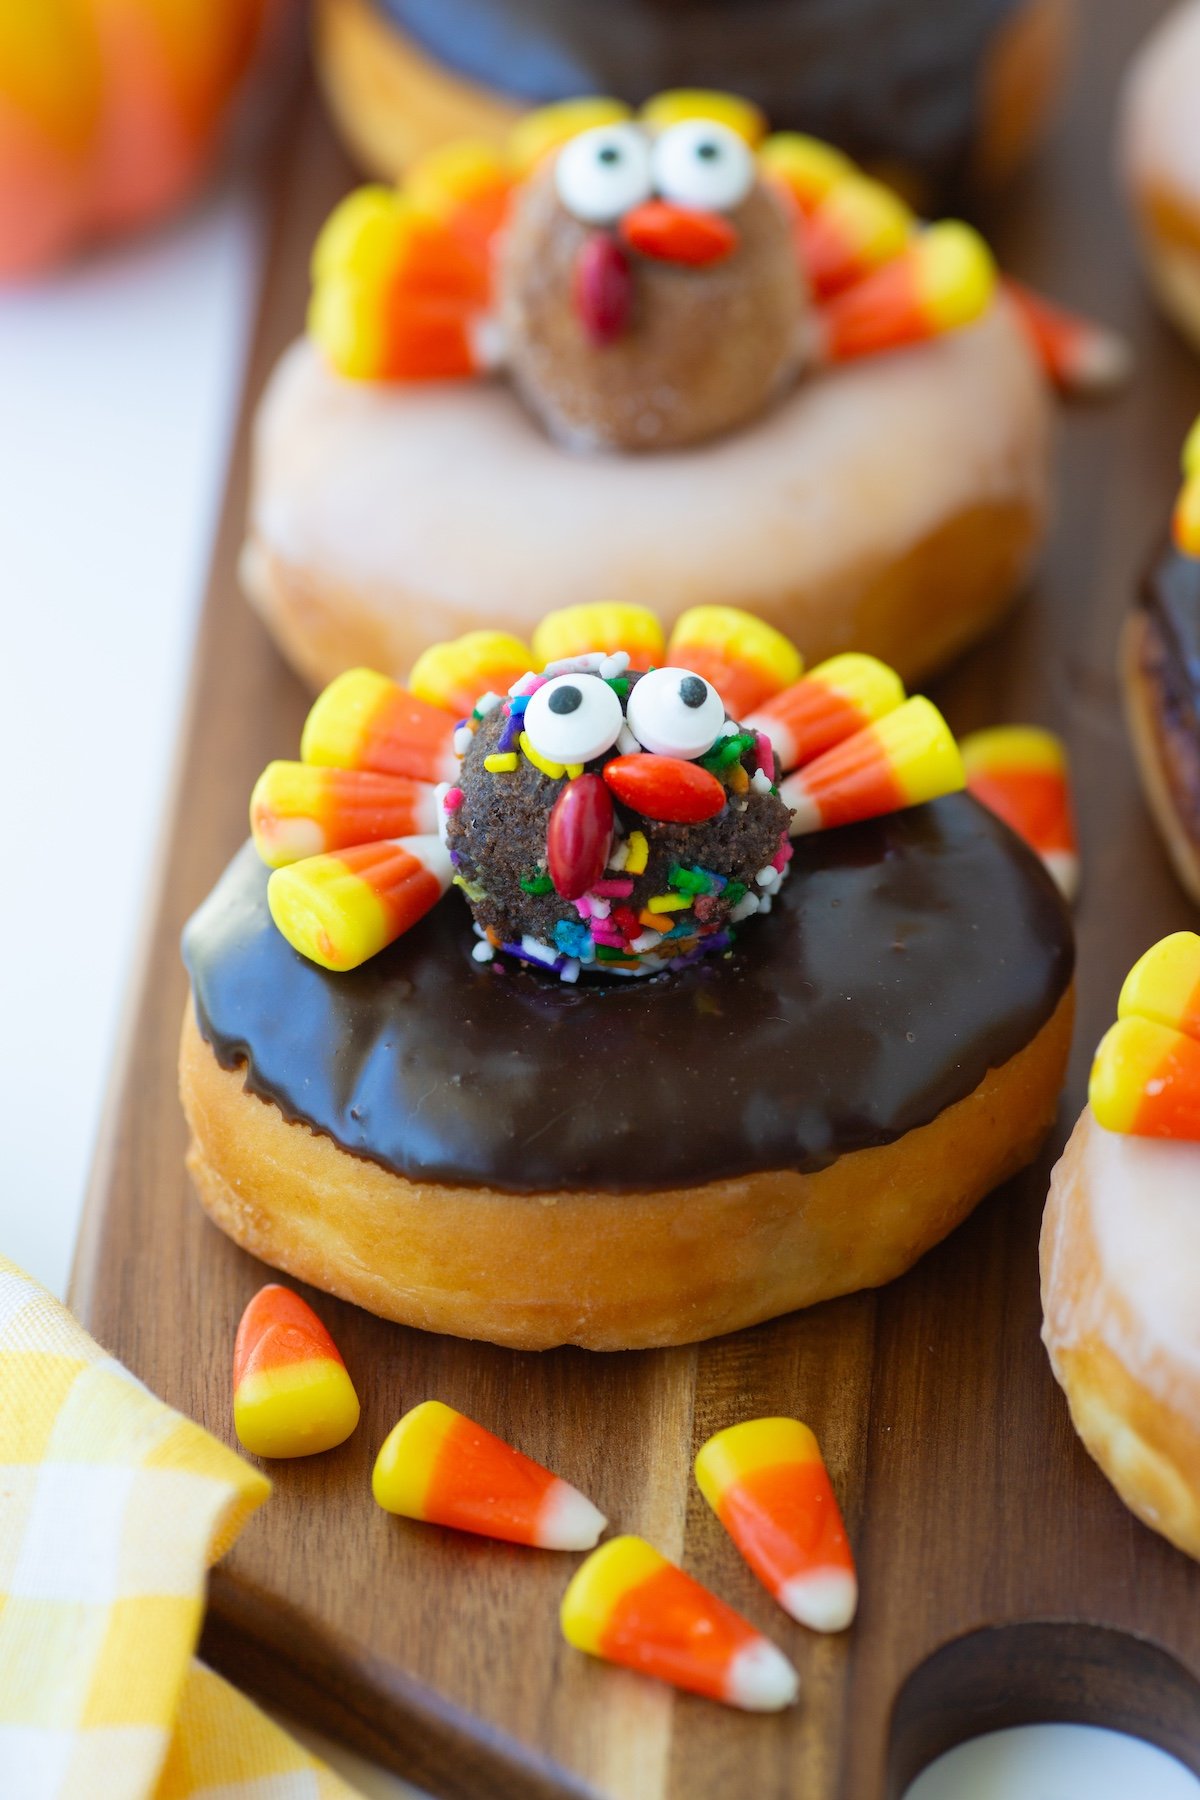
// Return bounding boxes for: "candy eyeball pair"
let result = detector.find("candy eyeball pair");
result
[524,667,726,765]
[555,120,754,226]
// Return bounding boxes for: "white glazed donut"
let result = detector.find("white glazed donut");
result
[1119,0,1200,349]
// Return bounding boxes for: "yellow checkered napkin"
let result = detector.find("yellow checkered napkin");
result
[0,1257,356,1800]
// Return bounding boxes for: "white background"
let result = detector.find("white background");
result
[0,182,1195,1800]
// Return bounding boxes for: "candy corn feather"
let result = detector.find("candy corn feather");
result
[372,1400,606,1549]
[695,1418,857,1632]
[745,653,904,774]
[301,668,459,785]
[250,762,438,867]
[560,1536,799,1711]
[233,1285,359,1460]
[267,834,452,971]
[1118,932,1200,1041]
[961,725,1079,901]
[781,695,964,835]
[665,605,802,718]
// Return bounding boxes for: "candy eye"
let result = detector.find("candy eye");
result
[556,123,654,224]
[652,119,754,212]
[523,673,624,765]
[625,666,726,759]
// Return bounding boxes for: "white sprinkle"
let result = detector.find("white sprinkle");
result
[471,940,495,963]
[617,722,639,755]
[607,837,629,872]
[735,798,748,812]
[598,650,630,678]
[520,934,559,967]
[474,690,502,717]
[453,725,473,756]
[729,893,760,923]
[758,895,773,914]
[559,958,581,984]
[508,670,538,696]
[631,931,661,952]
[543,652,606,676]
[721,719,740,737]
[751,768,774,795]
[588,898,611,920]
[755,864,776,887]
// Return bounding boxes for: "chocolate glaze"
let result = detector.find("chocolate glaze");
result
[184,795,1072,1194]
[1138,539,1200,834]
[377,0,1020,200]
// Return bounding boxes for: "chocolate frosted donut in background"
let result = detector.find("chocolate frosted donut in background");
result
[313,0,1073,209]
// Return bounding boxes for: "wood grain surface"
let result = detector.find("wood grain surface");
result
[72,5,1200,1795]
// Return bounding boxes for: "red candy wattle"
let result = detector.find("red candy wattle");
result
[603,754,727,824]
[573,235,634,344]
[548,775,614,899]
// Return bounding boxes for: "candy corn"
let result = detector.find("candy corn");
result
[800,174,913,299]
[560,1536,799,1711]
[819,221,996,363]
[695,1419,857,1632]
[960,725,1079,902]
[301,669,458,786]
[1119,931,1200,1040]
[531,603,666,670]
[781,695,964,836]
[372,1400,606,1549]
[1089,1017,1200,1140]
[758,132,855,215]
[233,1285,359,1460]
[267,834,452,970]
[250,762,438,867]
[665,606,802,718]
[1173,417,1200,558]
[745,653,905,774]
[1001,278,1132,398]
[508,98,633,175]
[407,630,533,716]
[640,89,767,147]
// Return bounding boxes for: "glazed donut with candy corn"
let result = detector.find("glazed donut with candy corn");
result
[1042,933,1200,1563]
[181,601,1074,1351]
[242,88,1123,696]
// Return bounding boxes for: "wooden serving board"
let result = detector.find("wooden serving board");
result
[71,5,1200,1795]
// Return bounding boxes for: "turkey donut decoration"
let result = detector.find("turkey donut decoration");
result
[243,89,1126,695]
[1042,932,1200,1562]
[180,597,1074,1351]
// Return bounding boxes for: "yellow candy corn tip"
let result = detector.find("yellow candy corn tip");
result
[408,630,532,710]
[250,763,327,868]
[560,1536,666,1656]
[1181,415,1200,478]
[640,89,767,146]
[1088,1017,1170,1134]
[267,857,390,973]
[301,669,394,769]
[372,1399,458,1517]
[809,652,906,715]
[406,139,508,213]
[507,97,632,172]
[307,279,387,381]
[879,697,965,804]
[531,602,665,667]
[960,724,1067,777]
[758,132,854,201]
[695,1417,821,1512]
[311,185,400,284]
[234,1361,360,1460]
[817,173,913,251]
[914,221,996,330]
[1118,931,1200,1032]
[668,605,802,688]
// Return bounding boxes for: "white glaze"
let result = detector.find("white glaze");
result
[246,301,1049,655]
[1120,0,1200,206]
[1048,1114,1200,1414]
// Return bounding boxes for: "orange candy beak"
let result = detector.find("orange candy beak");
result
[620,201,739,267]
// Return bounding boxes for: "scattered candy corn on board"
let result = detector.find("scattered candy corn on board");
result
[70,29,1200,1800]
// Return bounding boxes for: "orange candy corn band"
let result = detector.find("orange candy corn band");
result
[745,653,905,773]
[250,762,439,867]
[1089,933,1200,1139]
[301,668,458,785]
[373,1401,606,1550]
[665,606,802,718]
[696,1419,857,1632]
[267,835,452,972]
[233,1285,359,1460]
[781,696,964,836]
[961,725,1079,902]
[818,222,996,363]
[561,1536,799,1711]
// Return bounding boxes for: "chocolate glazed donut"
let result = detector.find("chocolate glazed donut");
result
[1123,539,1200,902]
[314,0,1073,207]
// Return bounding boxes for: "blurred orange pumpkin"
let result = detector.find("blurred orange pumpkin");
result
[0,0,289,278]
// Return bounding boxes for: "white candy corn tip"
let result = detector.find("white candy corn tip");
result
[778,1568,858,1634]
[724,1638,800,1712]
[1068,326,1133,395]
[1042,849,1080,904]
[536,1479,608,1552]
